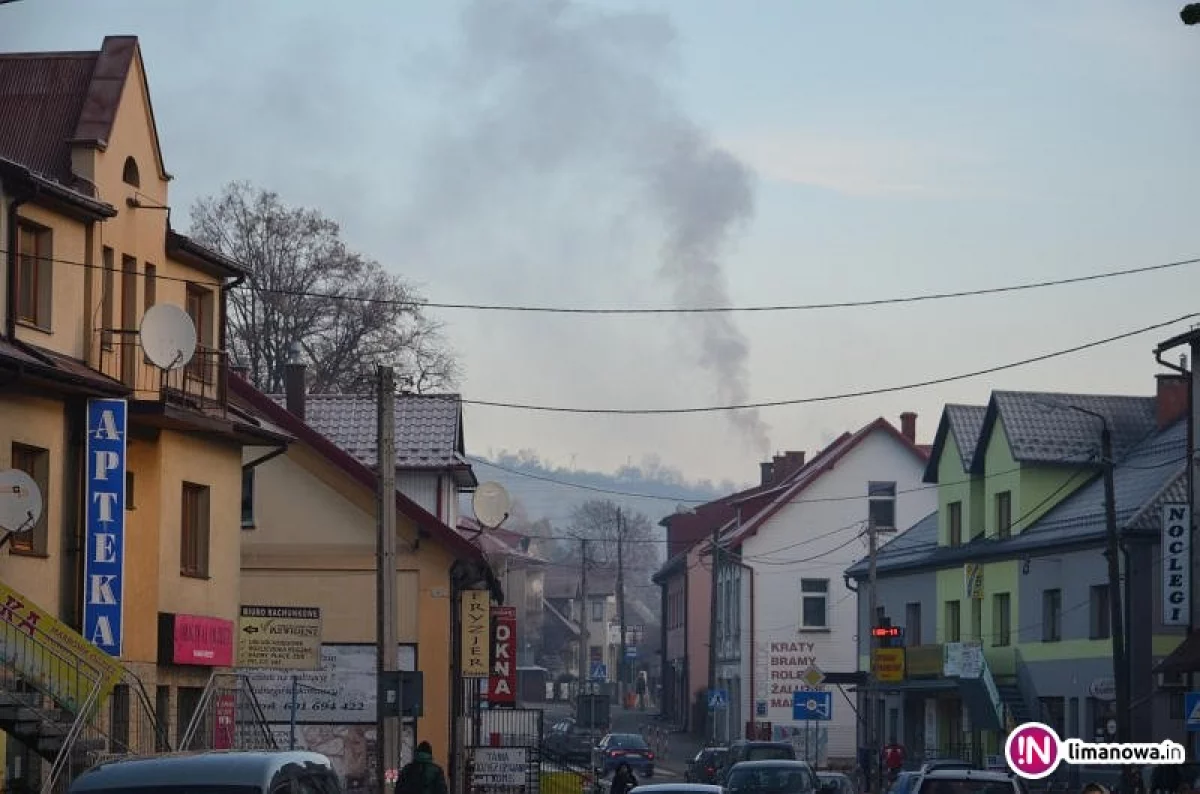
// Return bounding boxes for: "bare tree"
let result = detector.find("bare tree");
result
[564,499,660,575]
[189,181,459,393]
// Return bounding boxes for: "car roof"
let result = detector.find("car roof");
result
[631,786,723,794]
[921,770,1014,782]
[730,760,813,769]
[818,772,851,777]
[733,740,793,747]
[69,751,334,790]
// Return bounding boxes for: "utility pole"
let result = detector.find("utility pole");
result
[376,366,400,786]
[1099,421,1131,744]
[707,524,720,744]
[580,539,590,682]
[616,508,629,695]
[866,518,879,793]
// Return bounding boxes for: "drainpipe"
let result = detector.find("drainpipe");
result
[218,273,245,405]
[4,186,29,340]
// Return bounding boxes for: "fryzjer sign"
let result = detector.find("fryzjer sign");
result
[238,605,322,670]
[1163,503,1191,626]
[83,398,127,657]
[461,590,490,678]
[486,606,517,707]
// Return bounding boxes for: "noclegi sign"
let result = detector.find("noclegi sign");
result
[1162,502,1191,627]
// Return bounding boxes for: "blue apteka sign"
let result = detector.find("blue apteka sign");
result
[83,398,127,657]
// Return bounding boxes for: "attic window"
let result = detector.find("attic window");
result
[122,156,140,187]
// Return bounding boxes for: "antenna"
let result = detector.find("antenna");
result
[0,469,43,546]
[472,481,511,530]
[140,304,198,371]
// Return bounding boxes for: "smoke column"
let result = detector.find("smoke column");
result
[400,0,771,455]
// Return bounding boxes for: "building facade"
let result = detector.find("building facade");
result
[847,376,1191,773]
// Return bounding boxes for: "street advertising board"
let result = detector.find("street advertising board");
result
[241,643,415,724]
[237,605,322,670]
[470,747,528,794]
[268,723,414,789]
[461,589,491,677]
[485,606,517,707]
[82,398,127,657]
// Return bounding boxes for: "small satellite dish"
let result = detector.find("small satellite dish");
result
[0,469,42,534]
[473,481,511,529]
[140,304,197,371]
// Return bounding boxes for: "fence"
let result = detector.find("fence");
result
[179,672,278,752]
[459,705,544,794]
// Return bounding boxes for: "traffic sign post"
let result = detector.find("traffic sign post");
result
[590,662,608,680]
[708,688,729,711]
[1185,692,1200,731]
[792,691,832,721]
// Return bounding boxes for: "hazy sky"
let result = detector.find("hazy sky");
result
[6,1,1200,485]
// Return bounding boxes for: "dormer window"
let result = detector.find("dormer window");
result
[122,156,140,187]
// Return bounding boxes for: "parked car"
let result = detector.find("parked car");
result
[886,770,922,794]
[724,760,827,794]
[918,760,973,774]
[686,748,729,784]
[594,732,656,777]
[545,717,601,763]
[631,786,722,794]
[68,750,342,794]
[915,768,1031,794]
[817,771,856,794]
[718,741,798,784]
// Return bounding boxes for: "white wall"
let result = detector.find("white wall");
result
[397,470,440,518]
[741,429,936,764]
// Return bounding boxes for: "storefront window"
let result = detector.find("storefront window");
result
[1088,697,1117,741]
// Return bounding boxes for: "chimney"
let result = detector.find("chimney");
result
[760,461,774,486]
[1156,367,1189,429]
[284,341,307,421]
[772,450,806,483]
[900,412,917,443]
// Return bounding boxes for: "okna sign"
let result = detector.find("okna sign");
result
[83,399,127,657]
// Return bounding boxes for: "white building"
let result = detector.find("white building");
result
[712,413,935,765]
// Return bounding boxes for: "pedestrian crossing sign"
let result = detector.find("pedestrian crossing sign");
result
[1186,692,1200,731]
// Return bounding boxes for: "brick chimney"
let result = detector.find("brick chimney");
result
[284,341,307,421]
[772,450,806,483]
[760,461,774,486]
[900,412,917,443]
[1156,369,1189,429]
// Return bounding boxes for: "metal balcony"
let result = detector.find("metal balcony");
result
[95,331,227,415]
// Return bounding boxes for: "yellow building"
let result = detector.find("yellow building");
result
[0,35,288,782]
[231,374,501,776]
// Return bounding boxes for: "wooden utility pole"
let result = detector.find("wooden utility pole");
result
[376,366,400,786]
[707,524,720,743]
[866,518,879,792]
[580,539,590,681]
[1099,421,1130,744]
[616,508,629,694]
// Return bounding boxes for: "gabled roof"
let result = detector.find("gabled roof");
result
[542,597,580,636]
[722,417,930,547]
[846,417,1187,578]
[456,518,547,564]
[272,393,476,486]
[967,391,1156,474]
[231,375,493,573]
[922,404,987,483]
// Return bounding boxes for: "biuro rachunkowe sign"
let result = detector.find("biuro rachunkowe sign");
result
[83,399,127,657]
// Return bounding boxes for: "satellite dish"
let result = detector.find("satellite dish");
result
[0,469,42,534]
[473,481,511,529]
[139,304,197,371]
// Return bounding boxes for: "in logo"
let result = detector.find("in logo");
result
[1004,722,1062,780]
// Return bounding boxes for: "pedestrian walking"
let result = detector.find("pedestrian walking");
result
[610,763,639,794]
[398,741,449,794]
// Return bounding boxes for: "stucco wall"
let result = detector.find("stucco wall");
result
[685,541,710,718]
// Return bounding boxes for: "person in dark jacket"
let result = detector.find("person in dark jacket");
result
[399,741,449,794]
[611,763,639,794]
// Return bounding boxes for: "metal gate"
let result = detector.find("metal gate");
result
[459,707,544,794]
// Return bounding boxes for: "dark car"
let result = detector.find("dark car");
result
[915,769,1030,794]
[545,717,601,763]
[594,732,656,777]
[724,760,829,794]
[817,772,855,794]
[718,741,798,784]
[687,748,729,784]
[68,750,342,794]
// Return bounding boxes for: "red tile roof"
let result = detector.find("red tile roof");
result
[722,417,930,546]
[230,374,487,564]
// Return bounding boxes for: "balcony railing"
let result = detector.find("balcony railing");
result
[95,331,227,414]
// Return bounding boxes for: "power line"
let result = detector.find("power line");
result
[6,246,1199,314]
[459,312,1198,413]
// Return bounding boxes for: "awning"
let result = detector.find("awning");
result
[1153,632,1200,675]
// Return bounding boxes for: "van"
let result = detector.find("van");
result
[68,750,342,794]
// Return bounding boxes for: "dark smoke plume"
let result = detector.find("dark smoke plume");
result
[399,0,771,455]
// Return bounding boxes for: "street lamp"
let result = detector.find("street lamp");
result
[1183,4,1200,24]
[1035,399,1130,744]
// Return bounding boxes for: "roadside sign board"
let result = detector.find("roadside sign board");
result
[237,605,322,670]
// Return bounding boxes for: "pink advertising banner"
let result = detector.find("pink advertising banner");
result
[173,614,235,667]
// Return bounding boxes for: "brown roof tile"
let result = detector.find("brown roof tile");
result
[0,52,96,183]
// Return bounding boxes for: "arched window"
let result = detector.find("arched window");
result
[122,156,140,187]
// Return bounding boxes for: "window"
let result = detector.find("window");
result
[241,468,255,528]
[996,491,1012,538]
[101,247,115,349]
[126,471,136,511]
[121,256,138,384]
[970,598,982,642]
[800,579,829,628]
[993,592,1011,646]
[176,686,202,747]
[591,599,604,622]
[868,481,896,531]
[185,285,215,381]
[947,501,962,546]
[144,263,157,308]
[155,685,170,751]
[110,683,130,749]
[1042,588,1062,642]
[180,482,211,578]
[1090,585,1111,639]
[10,443,49,555]
[122,156,140,187]
[1039,696,1066,737]
[16,223,52,328]
[905,602,921,646]
[944,600,961,642]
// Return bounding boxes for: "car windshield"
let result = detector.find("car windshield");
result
[747,747,794,762]
[609,734,649,749]
[729,768,813,794]
[919,780,1013,794]
[76,788,262,794]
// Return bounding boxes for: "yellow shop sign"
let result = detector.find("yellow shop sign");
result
[0,580,123,712]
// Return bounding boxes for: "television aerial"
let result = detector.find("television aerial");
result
[0,469,43,548]
[472,481,511,529]
[139,303,197,371]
